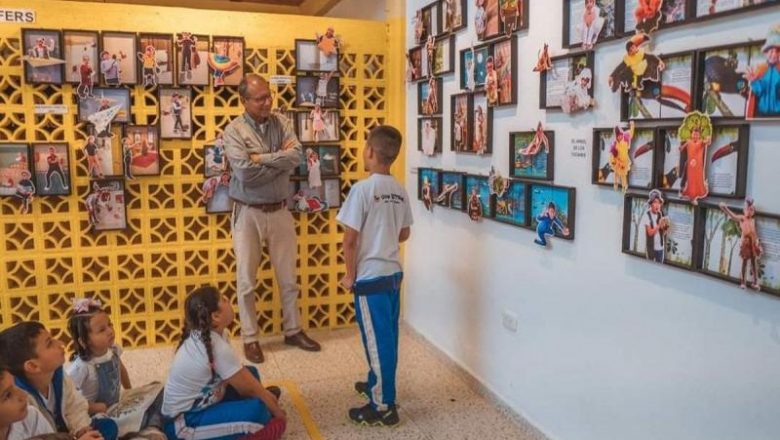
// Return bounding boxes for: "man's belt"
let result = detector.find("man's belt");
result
[232,199,286,213]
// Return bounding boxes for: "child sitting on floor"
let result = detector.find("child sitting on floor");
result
[65,299,164,439]
[0,322,118,440]
[162,286,286,440]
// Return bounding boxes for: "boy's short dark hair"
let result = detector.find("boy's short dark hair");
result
[367,125,403,166]
[0,321,45,378]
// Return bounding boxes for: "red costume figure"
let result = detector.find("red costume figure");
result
[679,127,711,204]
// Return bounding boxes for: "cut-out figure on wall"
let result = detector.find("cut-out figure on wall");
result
[609,33,665,92]
[608,121,634,193]
[14,170,35,215]
[534,202,569,247]
[643,189,669,263]
[677,111,712,205]
[720,198,763,291]
[467,187,482,221]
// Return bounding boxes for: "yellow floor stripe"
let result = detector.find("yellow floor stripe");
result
[266,380,323,440]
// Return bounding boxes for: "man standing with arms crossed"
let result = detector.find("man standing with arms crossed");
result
[223,74,321,363]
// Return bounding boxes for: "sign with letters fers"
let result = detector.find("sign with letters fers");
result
[0,9,35,23]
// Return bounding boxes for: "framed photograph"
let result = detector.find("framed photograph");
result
[296,74,339,109]
[475,0,502,41]
[100,31,138,85]
[592,126,656,190]
[295,39,338,74]
[85,125,124,178]
[530,184,576,241]
[623,192,696,270]
[694,0,779,20]
[0,143,32,198]
[464,174,493,218]
[470,91,493,155]
[176,33,210,86]
[509,129,554,181]
[418,117,443,156]
[32,143,70,196]
[22,29,64,84]
[123,125,161,177]
[433,35,456,76]
[494,179,528,227]
[301,178,342,209]
[206,179,232,214]
[563,0,620,50]
[408,46,424,82]
[86,177,127,231]
[64,30,99,87]
[459,43,491,90]
[159,87,192,139]
[622,0,690,35]
[210,36,245,86]
[297,110,340,143]
[498,0,530,35]
[78,88,131,124]
[418,77,443,115]
[204,138,227,178]
[698,203,780,295]
[137,33,174,87]
[423,1,443,39]
[297,145,341,178]
[441,0,468,33]
[698,40,764,120]
[438,171,464,210]
[418,167,441,201]
[450,92,473,152]
[540,51,595,113]
[656,124,749,199]
[622,50,696,121]
[491,37,517,106]
[413,6,431,44]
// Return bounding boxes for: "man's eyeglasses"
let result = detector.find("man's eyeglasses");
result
[244,93,273,103]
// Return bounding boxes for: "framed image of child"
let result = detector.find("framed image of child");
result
[22,29,65,85]
[100,31,138,85]
[64,30,99,96]
[86,177,128,231]
[123,125,161,177]
[159,87,193,139]
[137,33,175,87]
[176,33,210,86]
[32,143,71,196]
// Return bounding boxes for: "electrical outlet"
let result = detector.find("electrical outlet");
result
[502,310,518,333]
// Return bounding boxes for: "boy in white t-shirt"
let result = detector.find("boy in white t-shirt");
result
[337,125,413,427]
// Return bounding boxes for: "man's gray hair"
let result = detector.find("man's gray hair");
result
[238,74,267,99]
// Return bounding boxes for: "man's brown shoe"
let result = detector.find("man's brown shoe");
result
[284,331,321,352]
[243,341,265,363]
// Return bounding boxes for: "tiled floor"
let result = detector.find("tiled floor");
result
[121,325,547,440]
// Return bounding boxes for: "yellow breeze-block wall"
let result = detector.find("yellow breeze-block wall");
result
[0,0,401,349]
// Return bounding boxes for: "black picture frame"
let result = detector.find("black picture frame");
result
[696,201,780,296]
[423,1,444,39]
[509,130,555,181]
[123,124,162,177]
[691,0,780,22]
[295,74,340,109]
[22,28,65,85]
[490,37,517,107]
[622,191,698,271]
[418,77,443,115]
[203,141,228,178]
[210,35,245,87]
[296,110,341,144]
[620,50,697,122]
[136,32,175,87]
[295,38,339,75]
[408,46,425,82]
[84,124,126,178]
[498,0,531,35]
[77,87,132,124]
[470,91,493,155]
[175,33,210,86]
[450,92,473,152]
[87,177,129,232]
[655,124,749,200]
[539,50,595,111]
[294,177,343,211]
[31,143,71,197]
[438,170,466,210]
[475,0,505,41]
[295,145,342,179]
[100,31,139,86]
[441,0,468,34]
[529,183,576,241]
[418,117,443,156]
[695,40,765,121]
[205,178,232,214]
[432,34,456,76]
[158,87,193,140]
[418,167,442,201]
[0,143,33,199]
[63,29,99,86]
[459,42,492,90]
[492,178,529,227]
[464,174,494,219]
[619,0,693,36]
[562,0,622,50]
[592,126,657,190]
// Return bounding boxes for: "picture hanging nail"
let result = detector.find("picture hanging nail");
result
[677,111,713,205]
[609,33,665,93]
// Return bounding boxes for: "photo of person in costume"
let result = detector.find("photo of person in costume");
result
[633,0,663,34]
[701,41,763,118]
[208,38,243,87]
[85,179,126,231]
[494,180,526,226]
[677,111,713,205]
[641,189,670,263]
[472,102,487,155]
[534,202,570,247]
[452,94,470,152]
[609,33,665,93]
[465,175,490,221]
[33,144,70,196]
[720,199,763,291]
[579,0,606,50]
[499,0,522,36]
[562,66,594,113]
[745,25,780,119]
[315,27,340,59]
[436,172,463,209]
[608,121,634,193]
[419,77,440,115]
[511,123,552,180]
[137,35,173,86]
[22,30,65,84]
[419,118,441,156]
[467,187,483,221]
[204,134,226,178]
[442,0,465,32]
[137,45,159,87]
[14,170,36,215]
[475,0,487,39]
[485,56,499,106]
[65,31,98,94]
[176,33,209,85]
[101,33,136,85]
[533,43,553,73]
[160,88,192,138]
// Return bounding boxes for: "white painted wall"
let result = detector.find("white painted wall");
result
[326,0,387,21]
[403,2,780,440]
